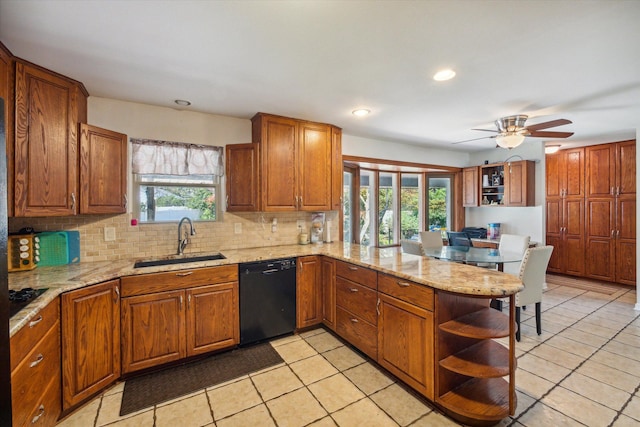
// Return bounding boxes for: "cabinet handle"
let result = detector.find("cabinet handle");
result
[611,230,615,238]
[348,266,358,271]
[29,354,44,368]
[29,316,43,328]
[611,187,615,196]
[617,230,620,238]
[617,186,620,196]
[123,194,128,209]
[188,293,192,308]
[299,196,303,207]
[349,288,358,293]
[70,193,76,212]
[376,298,380,316]
[31,405,45,424]
[397,281,411,287]
[350,318,358,323]
[114,285,120,302]
[176,271,193,277]
[226,195,229,209]
[180,295,183,310]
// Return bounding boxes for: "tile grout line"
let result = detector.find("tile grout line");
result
[510,288,640,426]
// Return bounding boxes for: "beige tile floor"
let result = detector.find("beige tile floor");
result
[57,280,640,427]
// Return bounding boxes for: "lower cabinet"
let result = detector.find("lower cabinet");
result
[321,257,336,331]
[61,280,121,410]
[120,266,239,374]
[11,298,61,427]
[296,255,323,329]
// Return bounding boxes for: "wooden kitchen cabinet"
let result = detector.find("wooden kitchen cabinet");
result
[505,160,534,206]
[462,167,479,207]
[225,113,341,212]
[297,256,323,329]
[120,265,239,374]
[546,147,584,199]
[61,280,120,410]
[79,124,128,214]
[321,257,336,331]
[11,298,61,427]
[377,273,434,399]
[0,42,14,217]
[14,59,88,217]
[225,143,259,211]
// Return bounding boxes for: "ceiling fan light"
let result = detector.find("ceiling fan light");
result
[496,133,525,149]
[545,144,561,154]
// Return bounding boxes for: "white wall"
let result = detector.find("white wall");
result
[465,141,546,242]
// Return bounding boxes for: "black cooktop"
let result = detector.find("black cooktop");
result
[9,288,48,317]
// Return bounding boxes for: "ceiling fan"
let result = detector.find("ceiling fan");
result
[453,115,574,149]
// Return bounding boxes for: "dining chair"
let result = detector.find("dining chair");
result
[400,239,424,255]
[514,245,554,341]
[419,231,443,250]
[447,231,472,247]
[498,234,531,276]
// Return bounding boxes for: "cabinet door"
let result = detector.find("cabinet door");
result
[564,199,585,276]
[585,199,615,281]
[331,126,343,211]
[298,122,332,211]
[617,140,636,197]
[186,282,239,357]
[462,167,479,207]
[616,198,636,285]
[14,61,84,216]
[0,43,14,217]
[377,294,433,399]
[586,144,616,198]
[61,280,120,409]
[79,124,127,214]
[258,115,298,211]
[545,153,562,198]
[506,160,533,206]
[564,148,585,198]
[321,257,336,331]
[297,256,323,328]
[121,290,186,374]
[225,143,259,211]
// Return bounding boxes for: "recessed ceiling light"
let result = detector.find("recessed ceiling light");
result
[352,108,371,117]
[174,99,191,106]
[545,144,561,154]
[433,69,456,81]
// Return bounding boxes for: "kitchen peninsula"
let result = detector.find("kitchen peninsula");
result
[10,243,522,426]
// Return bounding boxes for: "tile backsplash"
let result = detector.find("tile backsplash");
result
[9,211,339,263]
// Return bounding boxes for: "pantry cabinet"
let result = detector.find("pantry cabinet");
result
[14,59,88,217]
[226,113,341,212]
[61,280,120,409]
[120,265,239,374]
[79,124,128,214]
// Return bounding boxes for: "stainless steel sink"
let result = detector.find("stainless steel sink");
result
[133,253,226,269]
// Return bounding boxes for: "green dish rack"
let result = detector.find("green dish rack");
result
[37,231,81,266]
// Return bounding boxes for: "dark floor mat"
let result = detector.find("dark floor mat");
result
[119,343,283,416]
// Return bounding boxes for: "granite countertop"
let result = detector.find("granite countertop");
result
[8,242,523,337]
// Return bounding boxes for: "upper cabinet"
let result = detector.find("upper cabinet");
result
[14,60,88,216]
[0,42,14,217]
[226,113,342,212]
[79,124,128,214]
[462,167,479,207]
[464,160,535,207]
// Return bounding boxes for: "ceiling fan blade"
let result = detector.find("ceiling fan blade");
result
[471,128,499,133]
[525,119,572,132]
[452,135,497,144]
[527,130,574,138]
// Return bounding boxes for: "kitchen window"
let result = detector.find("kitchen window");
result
[131,139,223,223]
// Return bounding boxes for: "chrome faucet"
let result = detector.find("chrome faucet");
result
[177,217,196,255]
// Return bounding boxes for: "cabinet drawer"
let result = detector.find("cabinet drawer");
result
[335,260,377,289]
[21,373,61,427]
[12,321,60,427]
[336,306,377,360]
[378,273,434,311]
[10,298,59,371]
[335,277,378,325]
[121,264,238,297]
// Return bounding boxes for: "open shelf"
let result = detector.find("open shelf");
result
[438,377,512,424]
[439,339,511,378]
[439,308,510,339]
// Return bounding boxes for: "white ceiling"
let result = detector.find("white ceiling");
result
[1,0,639,152]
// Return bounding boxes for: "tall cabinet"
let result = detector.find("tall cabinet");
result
[546,141,636,285]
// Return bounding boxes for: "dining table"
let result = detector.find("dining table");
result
[422,245,524,272]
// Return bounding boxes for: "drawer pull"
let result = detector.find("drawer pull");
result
[350,318,359,323]
[349,288,358,293]
[397,281,411,288]
[376,298,380,316]
[176,271,193,277]
[30,354,44,368]
[29,316,43,328]
[31,405,45,424]
[348,266,358,271]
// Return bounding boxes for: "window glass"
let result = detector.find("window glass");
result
[343,170,353,243]
[359,170,375,245]
[378,172,397,246]
[427,176,452,238]
[401,173,422,240]
[135,174,219,222]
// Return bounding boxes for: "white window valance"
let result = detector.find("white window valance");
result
[131,138,224,177]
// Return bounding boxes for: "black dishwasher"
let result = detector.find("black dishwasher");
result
[239,258,296,346]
